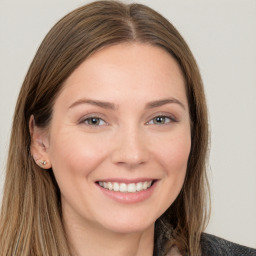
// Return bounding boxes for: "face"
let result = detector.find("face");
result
[39,43,191,234]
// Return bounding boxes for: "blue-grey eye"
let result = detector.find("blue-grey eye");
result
[84,117,105,126]
[154,116,170,124]
[148,116,172,125]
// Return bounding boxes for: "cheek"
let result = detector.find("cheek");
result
[167,141,190,171]
[47,128,109,179]
[152,131,191,207]
[163,140,190,189]
[153,129,191,173]
[167,136,190,186]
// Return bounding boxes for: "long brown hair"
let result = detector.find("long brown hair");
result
[0,1,209,255]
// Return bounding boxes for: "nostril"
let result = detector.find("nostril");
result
[110,131,149,166]
[111,148,149,167]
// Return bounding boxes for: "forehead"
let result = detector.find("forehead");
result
[57,43,187,108]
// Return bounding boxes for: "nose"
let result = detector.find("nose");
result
[111,126,149,168]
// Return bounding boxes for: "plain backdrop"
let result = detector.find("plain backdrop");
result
[0,0,255,249]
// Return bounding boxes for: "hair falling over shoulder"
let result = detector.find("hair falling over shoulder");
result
[0,1,210,255]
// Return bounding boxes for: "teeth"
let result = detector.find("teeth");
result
[120,183,127,192]
[113,182,119,191]
[136,182,143,191]
[98,181,153,193]
[108,182,113,190]
[142,181,148,190]
[127,183,136,193]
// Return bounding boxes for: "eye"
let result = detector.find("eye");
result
[82,117,106,126]
[147,115,175,125]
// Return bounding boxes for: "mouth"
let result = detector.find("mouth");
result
[96,180,156,193]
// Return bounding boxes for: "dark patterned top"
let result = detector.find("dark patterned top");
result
[154,222,256,256]
[201,233,256,256]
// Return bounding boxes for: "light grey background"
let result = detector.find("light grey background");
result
[0,0,255,248]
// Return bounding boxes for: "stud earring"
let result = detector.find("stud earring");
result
[40,160,47,165]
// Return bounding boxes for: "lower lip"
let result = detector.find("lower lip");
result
[96,181,157,204]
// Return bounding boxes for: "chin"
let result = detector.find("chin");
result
[105,222,153,235]
[96,211,157,234]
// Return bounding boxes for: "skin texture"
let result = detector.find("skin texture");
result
[30,43,191,256]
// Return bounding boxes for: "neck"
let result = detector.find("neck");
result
[63,215,154,256]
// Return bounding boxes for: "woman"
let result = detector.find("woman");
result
[0,1,255,256]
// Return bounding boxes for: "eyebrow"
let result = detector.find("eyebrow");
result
[145,98,185,110]
[68,97,185,110]
[68,99,117,110]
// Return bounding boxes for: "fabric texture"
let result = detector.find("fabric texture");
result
[200,233,256,256]
[154,221,256,256]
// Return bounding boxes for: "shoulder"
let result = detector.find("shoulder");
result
[201,233,256,256]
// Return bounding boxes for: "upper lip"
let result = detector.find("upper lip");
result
[96,178,158,183]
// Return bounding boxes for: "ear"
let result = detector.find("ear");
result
[29,115,52,169]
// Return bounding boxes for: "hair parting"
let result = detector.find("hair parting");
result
[0,1,210,255]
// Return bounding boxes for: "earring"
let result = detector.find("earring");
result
[39,160,47,166]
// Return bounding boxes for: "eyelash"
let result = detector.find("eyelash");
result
[79,116,107,126]
[79,113,177,127]
[146,114,177,125]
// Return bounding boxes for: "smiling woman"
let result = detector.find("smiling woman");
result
[0,1,255,256]
[34,43,191,244]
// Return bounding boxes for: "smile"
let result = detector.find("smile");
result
[98,181,153,193]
